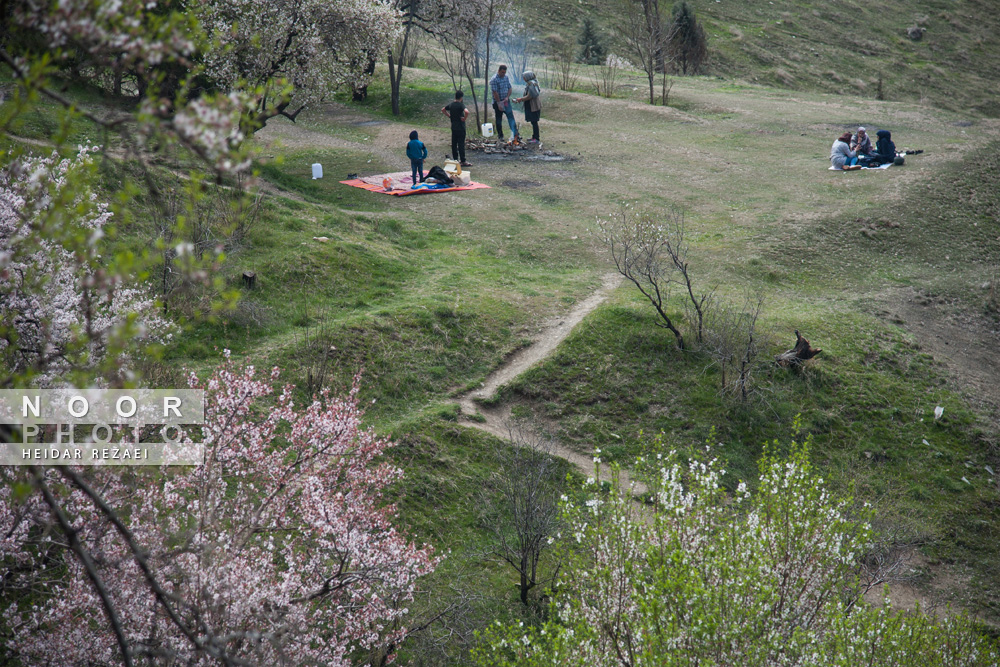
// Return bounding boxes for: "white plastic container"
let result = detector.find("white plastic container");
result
[480,123,494,138]
[444,159,462,175]
[311,163,323,179]
[453,172,471,186]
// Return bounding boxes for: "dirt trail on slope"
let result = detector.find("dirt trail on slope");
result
[453,273,648,495]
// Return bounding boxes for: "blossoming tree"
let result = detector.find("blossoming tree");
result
[0,149,173,388]
[474,441,1000,666]
[1,355,437,665]
[198,0,401,130]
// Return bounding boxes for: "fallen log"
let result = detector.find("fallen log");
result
[776,330,821,367]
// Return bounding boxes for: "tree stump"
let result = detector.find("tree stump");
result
[776,330,822,367]
[242,271,256,290]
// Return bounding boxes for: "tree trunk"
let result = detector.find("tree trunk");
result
[463,56,481,129]
[388,11,413,116]
[353,56,376,101]
[481,3,494,129]
[776,330,821,367]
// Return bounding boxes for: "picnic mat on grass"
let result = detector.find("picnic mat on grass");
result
[341,171,491,196]
[828,162,892,171]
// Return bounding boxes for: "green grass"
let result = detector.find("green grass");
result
[5,19,1000,660]
[522,0,1000,116]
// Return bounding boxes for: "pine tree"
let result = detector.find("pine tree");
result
[577,18,606,65]
[667,1,707,75]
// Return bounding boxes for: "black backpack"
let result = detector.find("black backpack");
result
[425,165,454,185]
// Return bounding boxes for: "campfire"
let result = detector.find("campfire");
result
[465,136,540,155]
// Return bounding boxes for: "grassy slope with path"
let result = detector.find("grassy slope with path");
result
[234,65,1000,624]
[4,18,1000,659]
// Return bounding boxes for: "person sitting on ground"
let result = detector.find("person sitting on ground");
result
[874,129,903,165]
[830,132,858,169]
[851,126,875,157]
[514,70,542,144]
[406,130,427,184]
[441,90,473,167]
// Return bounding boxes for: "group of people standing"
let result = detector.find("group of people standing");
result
[487,64,542,143]
[406,64,543,184]
[830,126,901,169]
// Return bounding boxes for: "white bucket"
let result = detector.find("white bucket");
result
[480,123,494,138]
[311,163,323,179]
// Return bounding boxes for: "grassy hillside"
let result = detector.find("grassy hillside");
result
[4,13,1000,661]
[527,0,1000,116]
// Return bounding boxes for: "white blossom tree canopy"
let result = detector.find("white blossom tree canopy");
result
[0,150,171,388]
[199,0,401,128]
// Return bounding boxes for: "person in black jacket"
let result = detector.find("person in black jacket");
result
[874,129,902,166]
[441,90,472,167]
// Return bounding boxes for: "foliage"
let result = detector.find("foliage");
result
[577,18,606,66]
[666,1,707,75]
[0,149,173,388]
[0,355,438,665]
[473,440,1000,666]
[199,0,401,129]
[2,0,255,391]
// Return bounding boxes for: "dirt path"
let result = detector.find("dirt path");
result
[453,273,648,494]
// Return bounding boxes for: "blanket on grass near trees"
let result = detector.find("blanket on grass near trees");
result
[341,171,490,196]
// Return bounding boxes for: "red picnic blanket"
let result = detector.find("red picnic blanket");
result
[340,171,490,196]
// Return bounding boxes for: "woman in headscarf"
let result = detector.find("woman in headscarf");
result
[515,70,542,143]
[830,132,857,169]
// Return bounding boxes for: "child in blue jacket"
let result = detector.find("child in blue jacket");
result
[406,130,427,184]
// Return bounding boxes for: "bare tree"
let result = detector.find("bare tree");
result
[703,291,766,401]
[594,53,628,98]
[494,10,536,82]
[476,0,514,125]
[431,1,488,128]
[549,33,580,91]
[478,423,564,607]
[597,203,708,350]
[388,0,451,116]
[612,0,676,105]
[431,37,466,94]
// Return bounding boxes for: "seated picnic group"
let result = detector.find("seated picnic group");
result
[830,126,904,170]
[405,64,542,190]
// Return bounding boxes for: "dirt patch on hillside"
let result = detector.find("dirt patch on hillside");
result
[875,286,1000,421]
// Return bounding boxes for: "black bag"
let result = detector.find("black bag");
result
[425,165,454,185]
